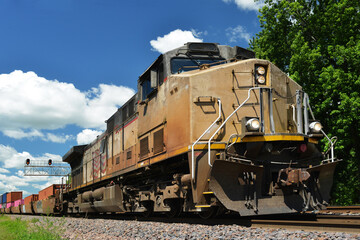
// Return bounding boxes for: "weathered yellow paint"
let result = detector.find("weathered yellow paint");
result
[308,138,319,144]
[202,192,214,195]
[239,135,305,142]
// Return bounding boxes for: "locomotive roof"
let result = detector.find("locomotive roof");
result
[138,42,255,81]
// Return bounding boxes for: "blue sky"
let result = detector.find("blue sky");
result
[0,0,263,197]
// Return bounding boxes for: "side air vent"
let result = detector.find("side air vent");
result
[140,137,149,158]
[153,129,164,154]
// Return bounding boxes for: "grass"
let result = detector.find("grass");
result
[0,214,63,240]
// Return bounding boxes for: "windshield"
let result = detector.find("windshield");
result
[171,57,225,74]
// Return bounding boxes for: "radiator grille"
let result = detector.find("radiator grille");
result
[153,128,164,154]
[140,137,149,158]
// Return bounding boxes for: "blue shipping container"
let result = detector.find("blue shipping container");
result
[1,193,8,204]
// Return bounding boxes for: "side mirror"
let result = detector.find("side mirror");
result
[150,69,158,88]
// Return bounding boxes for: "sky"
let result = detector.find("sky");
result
[0,0,264,198]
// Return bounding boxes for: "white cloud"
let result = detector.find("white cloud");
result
[0,168,10,173]
[0,144,62,169]
[2,129,73,143]
[150,29,203,54]
[77,129,103,145]
[226,25,251,43]
[223,0,264,11]
[0,70,135,141]
[3,129,44,140]
[45,133,73,143]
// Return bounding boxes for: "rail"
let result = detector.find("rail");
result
[191,98,222,181]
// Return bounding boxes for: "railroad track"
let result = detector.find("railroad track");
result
[9,209,360,234]
[319,205,360,214]
[83,212,360,234]
[251,214,360,233]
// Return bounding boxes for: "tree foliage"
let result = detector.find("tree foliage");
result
[250,0,360,205]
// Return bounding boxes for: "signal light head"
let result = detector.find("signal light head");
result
[26,159,30,165]
[48,159,52,165]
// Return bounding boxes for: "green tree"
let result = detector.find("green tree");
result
[250,0,360,205]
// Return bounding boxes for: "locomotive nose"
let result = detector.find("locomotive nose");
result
[208,159,338,216]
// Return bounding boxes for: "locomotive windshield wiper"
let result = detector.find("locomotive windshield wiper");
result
[186,53,201,66]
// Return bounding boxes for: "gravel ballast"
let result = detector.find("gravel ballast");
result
[10,215,360,240]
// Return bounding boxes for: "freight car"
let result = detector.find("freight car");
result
[2,43,339,218]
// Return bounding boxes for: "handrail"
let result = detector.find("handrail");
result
[307,100,336,163]
[207,87,270,167]
[321,130,335,162]
[191,98,222,182]
[291,104,297,127]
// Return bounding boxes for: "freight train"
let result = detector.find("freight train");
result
[1,43,339,218]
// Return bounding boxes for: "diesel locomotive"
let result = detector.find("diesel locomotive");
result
[16,43,340,218]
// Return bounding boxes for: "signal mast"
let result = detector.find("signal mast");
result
[24,158,71,176]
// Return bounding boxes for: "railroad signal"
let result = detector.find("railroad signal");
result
[26,159,30,165]
[48,159,52,165]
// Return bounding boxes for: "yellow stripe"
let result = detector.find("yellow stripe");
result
[193,143,226,150]
[203,192,214,195]
[195,205,211,208]
[239,135,305,142]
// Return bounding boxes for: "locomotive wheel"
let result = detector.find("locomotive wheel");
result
[165,199,181,218]
[198,206,218,219]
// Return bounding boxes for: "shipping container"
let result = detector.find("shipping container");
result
[14,199,24,207]
[1,192,8,204]
[6,202,13,208]
[39,184,62,200]
[34,200,43,214]
[24,202,35,214]
[11,205,21,214]
[24,194,39,205]
[42,198,56,215]
[5,207,11,214]
[7,192,22,202]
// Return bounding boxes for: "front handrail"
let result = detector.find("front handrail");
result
[307,100,336,163]
[321,130,336,162]
[207,87,270,167]
[191,98,222,182]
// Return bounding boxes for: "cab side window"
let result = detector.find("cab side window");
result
[141,73,152,101]
[140,61,164,100]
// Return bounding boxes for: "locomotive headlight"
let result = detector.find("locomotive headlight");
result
[309,121,322,133]
[256,66,266,75]
[257,75,266,84]
[255,65,267,85]
[246,118,260,131]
